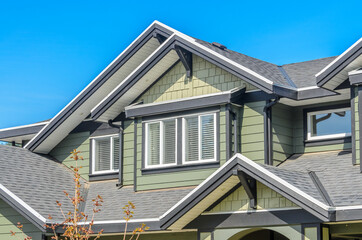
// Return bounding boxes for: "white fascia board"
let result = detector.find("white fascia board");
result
[316,37,362,78]
[25,21,165,150]
[0,184,47,223]
[0,121,49,132]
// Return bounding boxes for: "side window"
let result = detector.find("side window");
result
[307,107,351,141]
[145,119,177,168]
[92,135,120,174]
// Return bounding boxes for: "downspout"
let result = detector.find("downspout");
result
[108,119,124,187]
[263,97,280,165]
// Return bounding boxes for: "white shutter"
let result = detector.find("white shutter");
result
[113,137,120,170]
[147,123,160,166]
[185,116,199,162]
[94,138,111,172]
[163,120,176,164]
[201,114,215,160]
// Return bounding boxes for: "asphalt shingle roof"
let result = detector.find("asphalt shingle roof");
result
[196,39,337,89]
[0,145,193,222]
[279,150,362,207]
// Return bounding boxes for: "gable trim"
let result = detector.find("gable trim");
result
[0,184,46,232]
[158,154,331,230]
[316,37,362,89]
[24,21,172,153]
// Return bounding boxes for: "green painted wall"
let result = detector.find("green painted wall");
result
[138,55,256,104]
[292,101,352,154]
[272,104,293,165]
[49,131,90,180]
[354,86,360,164]
[240,101,265,164]
[207,181,298,213]
[0,199,42,240]
[123,120,135,185]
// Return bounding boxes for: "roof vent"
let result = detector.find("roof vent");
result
[212,42,227,50]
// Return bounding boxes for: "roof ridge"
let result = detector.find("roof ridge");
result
[282,56,338,66]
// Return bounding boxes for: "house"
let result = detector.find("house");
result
[0,21,362,240]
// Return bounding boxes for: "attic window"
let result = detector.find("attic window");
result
[307,107,351,141]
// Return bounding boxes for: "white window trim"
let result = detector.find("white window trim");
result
[144,118,177,169]
[91,134,120,174]
[307,107,351,141]
[182,112,217,165]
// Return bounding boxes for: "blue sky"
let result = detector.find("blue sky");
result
[0,0,361,128]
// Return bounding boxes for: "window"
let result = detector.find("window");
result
[307,107,351,141]
[183,113,216,163]
[144,112,218,169]
[92,135,119,174]
[145,119,177,168]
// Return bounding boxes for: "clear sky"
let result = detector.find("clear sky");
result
[0,0,361,128]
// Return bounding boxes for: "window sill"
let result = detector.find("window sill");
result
[89,172,119,181]
[304,136,351,147]
[141,161,220,175]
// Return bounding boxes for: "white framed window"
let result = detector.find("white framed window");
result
[91,134,120,174]
[182,113,217,164]
[307,107,351,141]
[145,118,177,168]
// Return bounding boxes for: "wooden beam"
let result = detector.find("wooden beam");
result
[232,169,257,209]
[174,45,192,78]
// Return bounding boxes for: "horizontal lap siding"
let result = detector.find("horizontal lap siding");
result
[293,101,352,154]
[0,199,42,240]
[355,86,360,164]
[240,101,265,164]
[49,131,90,180]
[272,104,293,165]
[123,120,134,185]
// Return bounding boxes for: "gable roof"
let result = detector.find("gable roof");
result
[24,21,173,154]
[20,21,353,154]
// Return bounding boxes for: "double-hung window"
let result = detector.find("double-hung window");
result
[92,135,120,174]
[145,119,177,168]
[183,113,216,163]
[307,107,351,141]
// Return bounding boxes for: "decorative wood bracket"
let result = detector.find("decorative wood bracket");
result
[233,169,257,209]
[174,45,192,78]
[152,32,167,44]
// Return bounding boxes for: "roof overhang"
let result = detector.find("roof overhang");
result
[0,122,48,144]
[158,154,332,230]
[24,21,173,154]
[316,37,362,90]
[125,87,245,118]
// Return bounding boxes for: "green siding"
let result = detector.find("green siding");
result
[0,199,42,240]
[50,131,90,180]
[123,120,135,185]
[355,86,360,164]
[240,101,265,164]
[293,101,352,154]
[138,55,256,104]
[272,104,293,165]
